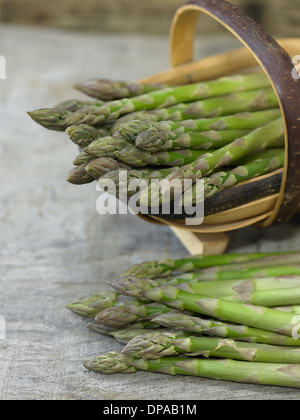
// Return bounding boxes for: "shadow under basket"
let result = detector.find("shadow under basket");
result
[126,0,300,255]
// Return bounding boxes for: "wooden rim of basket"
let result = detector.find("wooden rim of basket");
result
[171,0,300,227]
[140,0,300,231]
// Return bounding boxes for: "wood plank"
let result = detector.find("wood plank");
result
[0,0,299,37]
[170,227,230,255]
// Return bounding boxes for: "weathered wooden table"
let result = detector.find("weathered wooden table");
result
[1,24,300,400]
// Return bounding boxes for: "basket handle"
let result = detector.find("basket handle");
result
[169,0,300,226]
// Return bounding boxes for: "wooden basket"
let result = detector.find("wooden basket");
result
[133,0,300,255]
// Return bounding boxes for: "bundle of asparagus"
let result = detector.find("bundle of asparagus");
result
[28,73,284,216]
[66,251,300,389]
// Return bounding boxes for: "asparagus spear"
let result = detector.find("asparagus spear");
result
[66,124,111,148]
[153,312,300,347]
[165,117,284,189]
[28,107,73,131]
[83,137,131,158]
[87,324,168,344]
[181,280,300,308]
[121,251,297,279]
[65,272,189,319]
[83,351,136,374]
[86,321,162,338]
[102,276,300,309]
[110,328,177,345]
[27,99,105,131]
[116,147,212,167]
[135,129,251,153]
[85,157,131,179]
[83,352,300,389]
[111,87,278,135]
[29,102,185,133]
[173,148,285,206]
[122,332,300,364]
[138,148,285,207]
[198,148,284,201]
[74,78,166,101]
[175,276,300,298]
[29,86,277,132]
[66,164,94,185]
[221,286,300,307]
[110,277,298,336]
[73,151,96,166]
[65,292,142,318]
[116,109,281,146]
[95,302,187,328]
[65,88,278,126]
[183,265,300,282]
[54,98,104,111]
[64,74,272,126]
[273,306,300,315]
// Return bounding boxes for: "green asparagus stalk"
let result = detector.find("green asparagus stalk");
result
[54,98,104,111]
[73,151,96,166]
[66,124,111,148]
[110,277,299,336]
[95,302,187,328]
[121,251,298,279]
[122,331,300,364]
[154,273,300,288]
[135,129,251,153]
[86,322,117,336]
[111,87,279,134]
[273,306,300,315]
[107,275,300,308]
[138,148,285,207]
[176,276,300,298]
[182,265,300,282]
[29,86,277,132]
[166,276,300,307]
[64,74,273,126]
[66,164,94,185]
[179,148,285,204]
[110,103,207,134]
[65,292,142,318]
[116,147,212,167]
[83,351,300,389]
[65,272,192,319]
[28,107,73,131]
[164,117,284,189]
[83,351,137,374]
[116,109,281,146]
[221,287,300,307]
[70,86,278,128]
[85,157,131,179]
[27,99,105,131]
[153,312,300,347]
[87,323,163,343]
[83,136,131,158]
[203,148,284,199]
[74,78,166,101]
[109,328,177,345]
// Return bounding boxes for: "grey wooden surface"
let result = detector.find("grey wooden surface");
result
[1,24,300,400]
